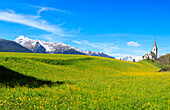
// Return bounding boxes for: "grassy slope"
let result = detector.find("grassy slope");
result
[0,52,169,109]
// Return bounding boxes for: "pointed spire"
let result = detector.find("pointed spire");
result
[154,40,157,47]
[153,37,157,47]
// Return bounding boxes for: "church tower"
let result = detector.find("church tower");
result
[152,40,158,59]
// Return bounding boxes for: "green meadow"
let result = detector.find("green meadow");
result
[0,52,169,109]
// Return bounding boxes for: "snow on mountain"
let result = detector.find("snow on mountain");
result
[122,56,133,61]
[15,35,71,53]
[14,35,114,58]
[118,56,142,62]
[15,35,33,45]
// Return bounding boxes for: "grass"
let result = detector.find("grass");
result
[0,52,169,109]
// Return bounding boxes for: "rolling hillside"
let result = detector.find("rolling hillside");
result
[0,52,169,109]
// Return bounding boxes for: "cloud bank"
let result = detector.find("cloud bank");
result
[0,9,75,38]
[127,41,140,47]
[73,40,119,53]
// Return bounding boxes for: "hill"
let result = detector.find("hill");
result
[0,39,32,53]
[0,52,169,109]
[157,54,170,70]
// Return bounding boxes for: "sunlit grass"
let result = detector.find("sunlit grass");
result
[0,52,169,109]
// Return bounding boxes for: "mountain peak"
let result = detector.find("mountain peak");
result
[18,35,25,39]
[14,35,114,58]
[15,35,32,45]
[16,35,30,41]
[120,56,141,62]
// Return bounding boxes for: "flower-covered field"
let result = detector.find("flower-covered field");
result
[0,52,169,109]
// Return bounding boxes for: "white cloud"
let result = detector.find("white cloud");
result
[73,40,119,53]
[0,10,73,37]
[160,47,170,52]
[27,5,68,16]
[73,40,81,44]
[29,33,67,43]
[127,41,140,47]
[6,9,15,13]
[37,7,66,15]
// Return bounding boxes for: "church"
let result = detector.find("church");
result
[142,40,158,60]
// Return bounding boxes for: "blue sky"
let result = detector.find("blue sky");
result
[0,0,169,58]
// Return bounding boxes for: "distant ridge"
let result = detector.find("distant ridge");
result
[15,35,114,58]
[0,39,32,53]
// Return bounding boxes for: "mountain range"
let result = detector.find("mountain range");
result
[0,39,32,53]
[119,56,142,62]
[14,35,114,58]
[0,36,145,61]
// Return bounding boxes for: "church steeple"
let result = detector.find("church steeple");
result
[142,39,158,60]
[154,40,157,48]
[152,40,158,60]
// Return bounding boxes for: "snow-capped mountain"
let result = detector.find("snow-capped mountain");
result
[15,35,114,58]
[122,56,133,61]
[119,56,141,62]
[15,35,70,53]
